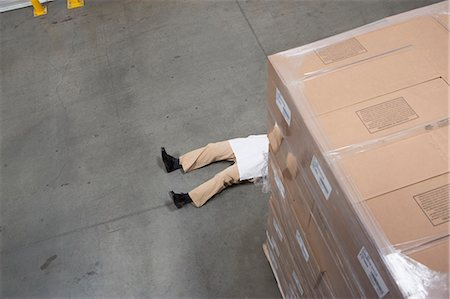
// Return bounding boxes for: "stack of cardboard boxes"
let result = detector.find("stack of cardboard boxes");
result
[263,2,449,298]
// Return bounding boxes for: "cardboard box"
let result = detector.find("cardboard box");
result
[269,180,321,290]
[306,211,356,298]
[269,15,449,84]
[265,213,289,297]
[267,115,398,297]
[278,248,311,298]
[267,140,313,229]
[317,78,449,151]
[269,159,391,298]
[310,202,403,298]
[365,173,449,250]
[264,2,449,298]
[337,126,448,201]
[267,198,313,298]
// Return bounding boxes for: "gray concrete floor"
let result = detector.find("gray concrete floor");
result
[0,0,441,298]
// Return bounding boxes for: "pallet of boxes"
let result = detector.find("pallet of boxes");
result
[263,2,449,298]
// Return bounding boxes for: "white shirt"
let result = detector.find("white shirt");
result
[228,135,269,181]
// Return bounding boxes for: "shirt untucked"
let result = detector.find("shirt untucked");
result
[228,134,269,181]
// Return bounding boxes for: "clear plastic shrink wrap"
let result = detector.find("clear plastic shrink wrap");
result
[263,2,449,298]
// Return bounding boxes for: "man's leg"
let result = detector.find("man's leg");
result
[189,164,240,208]
[180,141,235,173]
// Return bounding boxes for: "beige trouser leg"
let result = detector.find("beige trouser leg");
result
[188,164,240,207]
[179,141,240,207]
[179,141,235,172]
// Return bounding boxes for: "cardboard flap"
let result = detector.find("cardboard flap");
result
[268,122,283,154]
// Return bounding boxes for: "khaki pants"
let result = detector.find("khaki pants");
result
[179,141,240,207]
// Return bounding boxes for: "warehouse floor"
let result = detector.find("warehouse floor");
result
[0,0,441,298]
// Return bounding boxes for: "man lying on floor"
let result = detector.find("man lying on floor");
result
[161,134,269,208]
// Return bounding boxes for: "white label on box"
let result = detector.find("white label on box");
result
[291,270,305,296]
[274,171,285,198]
[295,230,310,262]
[310,155,332,200]
[266,231,280,257]
[276,88,291,126]
[273,219,283,241]
[358,247,389,298]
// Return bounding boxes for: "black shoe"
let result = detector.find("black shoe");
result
[161,147,181,173]
[169,191,192,209]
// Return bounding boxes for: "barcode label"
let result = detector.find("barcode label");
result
[295,230,310,262]
[266,231,280,257]
[273,219,283,241]
[310,156,332,200]
[292,270,305,295]
[358,247,389,298]
[276,88,291,126]
[274,172,285,198]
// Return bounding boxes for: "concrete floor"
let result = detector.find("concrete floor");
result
[0,0,441,298]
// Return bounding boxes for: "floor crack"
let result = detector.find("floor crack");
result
[235,0,267,57]
[2,203,169,255]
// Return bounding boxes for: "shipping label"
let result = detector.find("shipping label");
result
[315,37,367,64]
[358,247,389,298]
[275,88,292,126]
[310,156,332,200]
[356,97,418,134]
[413,184,450,226]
